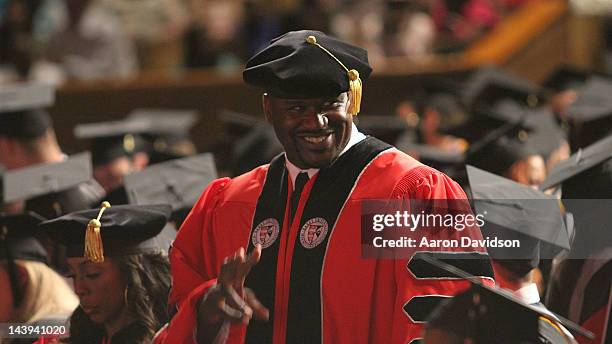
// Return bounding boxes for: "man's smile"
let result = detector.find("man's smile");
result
[296,131,335,150]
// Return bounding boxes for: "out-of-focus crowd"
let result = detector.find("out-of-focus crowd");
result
[0,0,533,85]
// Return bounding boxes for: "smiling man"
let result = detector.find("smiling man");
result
[157,30,493,344]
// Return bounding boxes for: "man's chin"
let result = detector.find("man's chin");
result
[300,152,339,169]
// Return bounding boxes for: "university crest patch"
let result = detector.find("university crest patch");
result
[299,217,329,249]
[252,218,280,248]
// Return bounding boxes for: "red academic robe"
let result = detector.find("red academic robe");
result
[156,140,493,344]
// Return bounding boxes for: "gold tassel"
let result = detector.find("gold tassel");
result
[347,69,362,116]
[306,35,363,116]
[84,201,111,263]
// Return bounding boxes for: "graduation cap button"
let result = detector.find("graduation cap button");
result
[123,134,135,153]
[527,94,539,107]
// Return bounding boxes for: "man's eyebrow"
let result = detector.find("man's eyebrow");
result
[278,99,308,105]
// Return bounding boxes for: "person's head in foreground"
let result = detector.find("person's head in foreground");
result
[243,30,372,169]
[38,203,175,344]
[0,212,78,328]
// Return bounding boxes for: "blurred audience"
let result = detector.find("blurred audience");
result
[44,0,137,82]
[0,0,44,82]
[184,0,245,71]
[0,0,536,84]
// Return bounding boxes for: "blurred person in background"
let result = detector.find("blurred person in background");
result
[466,129,547,189]
[44,0,137,82]
[0,84,103,212]
[416,86,469,154]
[280,0,334,39]
[329,0,386,67]
[89,135,149,196]
[99,0,190,74]
[73,117,153,204]
[184,0,245,71]
[242,0,283,57]
[0,107,62,172]
[0,0,43,82]
[430,0,501,51]
[384,0,436,58]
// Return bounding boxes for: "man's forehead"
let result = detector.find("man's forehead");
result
[269,93,348,103]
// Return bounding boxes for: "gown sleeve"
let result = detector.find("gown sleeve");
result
[382,166,494,343]
[154,178,232,344]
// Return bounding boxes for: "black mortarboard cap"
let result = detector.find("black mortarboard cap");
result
[218,111,284,176]
[234,123,283,175]
[219,110,261,139]
[124,154,217,226]
[421,254,591,343]
[0,212,48,263]
[465,122,538,177]
[1,212,48,307]
[395,135,466,172]
[356,115,414,145]
[545,135,612,256]
[39,203,173,260]
[467,165,571,271]
[464,104,565,174]
[127,108,199,136]
[461,65,542,109]
[3,153,100,219]
[540,134,612,191]
[127,109,200,164]
[0,83,54,113]
[523,108,566,160]
[90,135,148,166]
[243,30,372,114]
[75,119,150,166]
[565,76,612,149]
[103,185,129,206]
[493,105,565,158]
[462,105,527,144]
[420,88,467,133]
[0,83,54,138]
[409,144,466,165]
[565,76,612,123]
[2,152,92,203]
[542,65,590,92]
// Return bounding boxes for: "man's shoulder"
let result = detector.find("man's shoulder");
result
[212,164,270,204]
[368,148,439,179]
[357,148,460,196]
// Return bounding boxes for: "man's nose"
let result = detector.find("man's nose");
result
[302,109,328,130]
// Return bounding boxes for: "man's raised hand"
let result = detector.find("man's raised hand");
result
[197,245,269,342]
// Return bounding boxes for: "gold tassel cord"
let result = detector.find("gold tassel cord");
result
[347,69,362,116]
[84,201,111,263]
[306,35,363,116]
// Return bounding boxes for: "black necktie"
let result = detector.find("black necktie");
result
[290,172,309,222]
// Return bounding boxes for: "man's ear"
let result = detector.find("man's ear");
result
[262,93,272,123]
